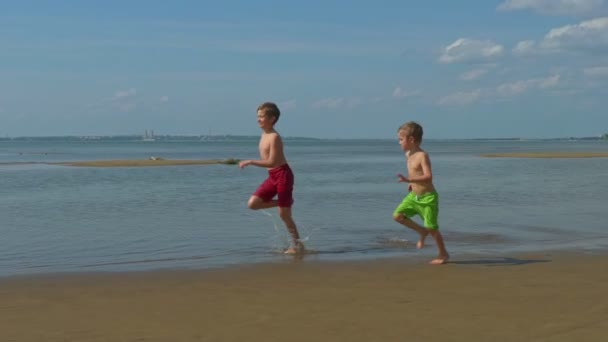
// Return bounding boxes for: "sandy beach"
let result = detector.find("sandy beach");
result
[1,253,606,342]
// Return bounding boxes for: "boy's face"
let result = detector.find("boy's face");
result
[398,130,415,151]
[257,110,275,130]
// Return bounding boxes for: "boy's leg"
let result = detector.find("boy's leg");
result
[418,193,447,264]
[278,206,304,254]
[248,176,277,210]
[428,229,449,265]
[274,165,302,254]
[247,195,278,210]
[393,214,429,249]
[393,194,429,249]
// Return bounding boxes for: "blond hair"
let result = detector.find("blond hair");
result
[398,121,423,143]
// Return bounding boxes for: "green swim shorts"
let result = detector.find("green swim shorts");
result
[393,191,439,230]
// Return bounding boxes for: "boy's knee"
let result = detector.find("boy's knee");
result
[278,208,292,220]
[247,197,261,210]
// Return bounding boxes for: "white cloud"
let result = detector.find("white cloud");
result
[85,88,140,112]
[540,74,561,87]
[512,17,608,55]
[512,40,537,56]
[497,0,606,16]
[118,103,137,111]
[439,38,505,64]
[438,89,482,106]
[112,88,137,101]
[392,87,421,98]
[541,17,608,51]
[220,39,397,57]
[111,88,137,112]
[311,97,361,109]
[583,66,608,76]
[278,99,297,110]
[438,74,560,106]
[460,68,489,81]
[497,75,560,96]
[160,95,169,103]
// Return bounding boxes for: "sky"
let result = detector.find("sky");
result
[1,0,608,139]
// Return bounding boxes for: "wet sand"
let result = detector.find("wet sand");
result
[480,152,608,158]
[1,253,607,341]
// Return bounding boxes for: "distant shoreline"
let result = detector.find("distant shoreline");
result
[480,152,608,158]
[0,135,606,142]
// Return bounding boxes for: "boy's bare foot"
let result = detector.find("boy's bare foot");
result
[417,231,429,249]
[284,242,305,255]
[429,254,449,265]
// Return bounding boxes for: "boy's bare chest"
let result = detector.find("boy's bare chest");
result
[258,140,271,156]
[407,158,422,172]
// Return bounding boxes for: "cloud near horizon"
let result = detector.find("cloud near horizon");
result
[311,97,362,109]
[497,0,607,16]
[438,74,560,106]
[438,38,504,64]
[583,66,608,77]
[111,88,138,112]
[278,99,297,110]
[496,74,560,96]
[112,88,137,101]
[460,67,492,81]
[392,87,421,98]
[438,89,482,106]
[513,16,608,55]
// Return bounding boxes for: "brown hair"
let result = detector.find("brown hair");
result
[398,121,423,143]
[257,102,281,124]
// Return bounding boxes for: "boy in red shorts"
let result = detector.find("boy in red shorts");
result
[239,102,304,254]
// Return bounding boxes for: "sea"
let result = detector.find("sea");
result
[1,138,607,277]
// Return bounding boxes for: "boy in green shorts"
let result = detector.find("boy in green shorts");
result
[393,121,449,265]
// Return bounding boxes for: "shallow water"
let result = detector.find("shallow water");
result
[1,139,607,276]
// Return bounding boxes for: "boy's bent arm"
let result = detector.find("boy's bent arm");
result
[407,153,433,183]
[249,135,283,168]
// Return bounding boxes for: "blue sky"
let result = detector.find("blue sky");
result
[1,0,608,138]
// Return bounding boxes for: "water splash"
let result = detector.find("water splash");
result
[259,210,286,251]
[258,210,321,250]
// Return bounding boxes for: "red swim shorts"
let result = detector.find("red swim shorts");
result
[253,164,294,208]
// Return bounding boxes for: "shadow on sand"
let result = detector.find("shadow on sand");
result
[450,257,551,267]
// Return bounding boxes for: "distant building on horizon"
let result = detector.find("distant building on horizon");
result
[142,129,155,142]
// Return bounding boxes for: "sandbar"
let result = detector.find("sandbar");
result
[480,152,608,158]
[57,158,239,167]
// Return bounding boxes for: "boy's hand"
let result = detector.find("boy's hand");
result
[397,174,409,183]
[397,174,413,191]
[239,160,252,168]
